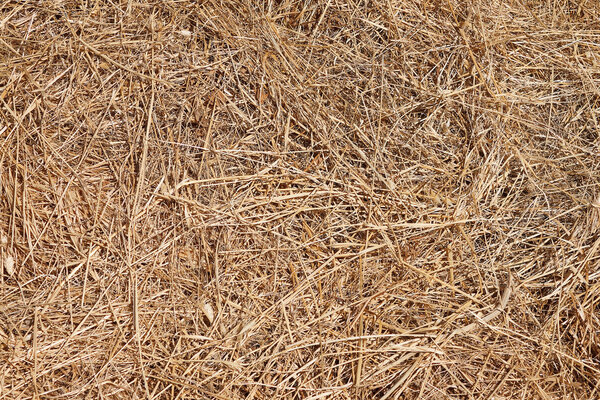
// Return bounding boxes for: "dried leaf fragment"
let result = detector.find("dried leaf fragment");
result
[4,255,14,277]
[202,301,215,324]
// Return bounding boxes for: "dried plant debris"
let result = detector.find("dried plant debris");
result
[1,0,600,399]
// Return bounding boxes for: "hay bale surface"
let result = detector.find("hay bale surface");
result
[1,1,599,398]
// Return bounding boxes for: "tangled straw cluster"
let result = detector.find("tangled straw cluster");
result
[1,1,599,399]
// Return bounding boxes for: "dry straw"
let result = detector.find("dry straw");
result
[1,0,599,399]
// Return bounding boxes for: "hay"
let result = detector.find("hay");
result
[1,0,599,398]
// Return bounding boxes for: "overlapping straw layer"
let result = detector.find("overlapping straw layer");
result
[1,1,599,398]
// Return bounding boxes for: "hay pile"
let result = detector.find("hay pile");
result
[1,1,599,398]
